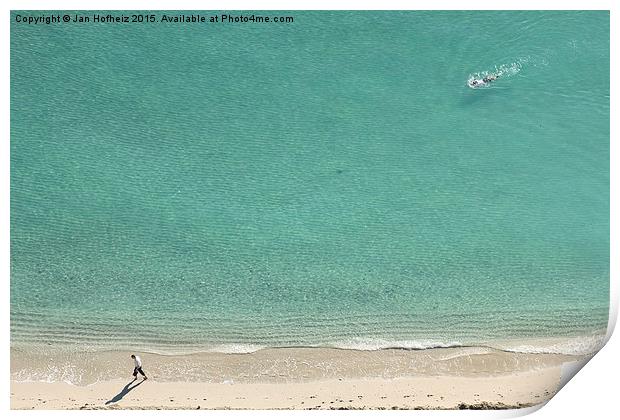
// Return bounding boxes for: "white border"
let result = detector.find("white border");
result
[1,0,616,11]
[3,1,616,420]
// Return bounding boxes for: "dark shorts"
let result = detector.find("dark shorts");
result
[133,367,146,376]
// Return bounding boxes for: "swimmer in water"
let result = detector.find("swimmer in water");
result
[469,73,499,88]
[482,74,499,83]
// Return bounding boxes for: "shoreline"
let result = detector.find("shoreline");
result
[10,343,591,409]
[9,330,607,355]
[11,344,588,385]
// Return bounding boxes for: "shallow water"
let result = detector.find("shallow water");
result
[11,11,609,356]
[10,345,583,385]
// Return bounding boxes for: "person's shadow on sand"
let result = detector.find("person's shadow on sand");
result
[105,378,145,405]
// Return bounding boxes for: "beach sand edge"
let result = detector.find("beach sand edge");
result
[11,367,563,410]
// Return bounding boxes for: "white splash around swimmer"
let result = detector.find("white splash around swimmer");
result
[467,59,527,89]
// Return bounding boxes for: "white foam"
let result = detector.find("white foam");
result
[494,61,523,77]
[488,334,606,356]
[326,338,463,351]
[208,343,267,354]
[12,364,84,385]
[467,58,529,87]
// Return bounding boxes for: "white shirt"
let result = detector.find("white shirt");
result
[133,355,142,368]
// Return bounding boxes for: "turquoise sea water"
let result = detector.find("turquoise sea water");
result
[11,11,609,355]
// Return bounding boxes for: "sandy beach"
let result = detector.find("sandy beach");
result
[10,370,563,410]
[10,346,586,410]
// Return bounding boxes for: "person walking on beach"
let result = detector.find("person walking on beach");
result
[131,354,148,380]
